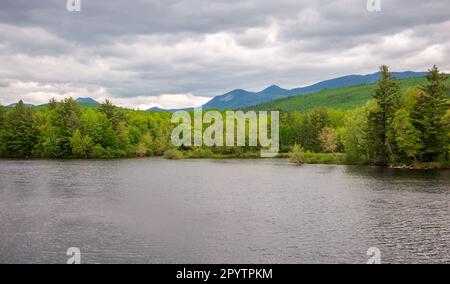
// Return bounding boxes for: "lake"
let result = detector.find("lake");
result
[0,159,449,264]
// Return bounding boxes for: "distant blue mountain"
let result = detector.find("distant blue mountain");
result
[147,106,194,112]
[148,107,168,112]
[76,97,100,105]
[202,86,289,110]
[201,71,427,110]
[289,71,428,95]
[6,103,34,108]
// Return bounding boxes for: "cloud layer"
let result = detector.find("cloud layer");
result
[1,0,449,108]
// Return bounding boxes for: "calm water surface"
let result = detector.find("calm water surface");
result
[0,159,449,264]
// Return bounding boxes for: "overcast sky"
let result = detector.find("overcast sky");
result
[0,0,449,109]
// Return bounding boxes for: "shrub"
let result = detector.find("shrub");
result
[187,147,214,158]
[289,144,304,165]
[136,143,147,158]
[163,149,183,160]
[91,144,107,158]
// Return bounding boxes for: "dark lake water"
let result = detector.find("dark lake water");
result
[0,159,449,264]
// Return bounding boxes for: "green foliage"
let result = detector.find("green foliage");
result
[289,144,305,165]
[0,104,5,154]
[186,147,214,158]
[136,143,148,158]
[341,102,372,164]
[410,66,449,161]
[0,98,173,159]
[289,142,344,165]
[1,65,448,168]
[297,152,345,165]
[318,127,338,153]
[70,129,93,158]
[0,104,4,128]
[402,87,421,112]
[279,108,335,153]
[369,65,401,164]
[163,149,183,160]
[91,144,108,158]
[0,101,37,157]
[391,109,422,161]
[443,109,450,158]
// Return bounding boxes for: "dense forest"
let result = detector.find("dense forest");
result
[0,65,449,168]
[0,99,173,159]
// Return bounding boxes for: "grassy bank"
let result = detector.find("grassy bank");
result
[164,148,352,165]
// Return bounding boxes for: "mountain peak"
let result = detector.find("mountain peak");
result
[264,85,282,91]
[225,89,251,95]
[148,107,167,112]
[76,97,100,105]
[260,85,288,94]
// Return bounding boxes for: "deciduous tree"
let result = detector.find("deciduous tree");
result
[391,109,422,162]
[70,129,93,158]
[318,127,338,153]
[342,101,373,163]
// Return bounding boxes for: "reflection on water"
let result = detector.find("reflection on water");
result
[0,159,449,264]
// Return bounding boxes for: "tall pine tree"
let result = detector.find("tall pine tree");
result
[411,65,449,161]
[369,65,401,164]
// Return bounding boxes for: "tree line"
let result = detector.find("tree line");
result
[0,65,449,167]
[0,99,173,158]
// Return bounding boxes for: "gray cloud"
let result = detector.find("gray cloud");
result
[0,0,449,108]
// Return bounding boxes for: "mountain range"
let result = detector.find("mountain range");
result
[6,102,35,108]
[251,75,450,112]
[199,71,427,110]
[3,71,428,111]
[6,97,100,108]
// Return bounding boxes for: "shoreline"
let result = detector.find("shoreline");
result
[1,155,448,170]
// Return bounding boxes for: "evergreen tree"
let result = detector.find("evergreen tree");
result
[100,99,120,130]
[411,65,449,161]
[54,98,81,156]
[48,98,58,110]
[0,101,37,157]
[370,65,401,164]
